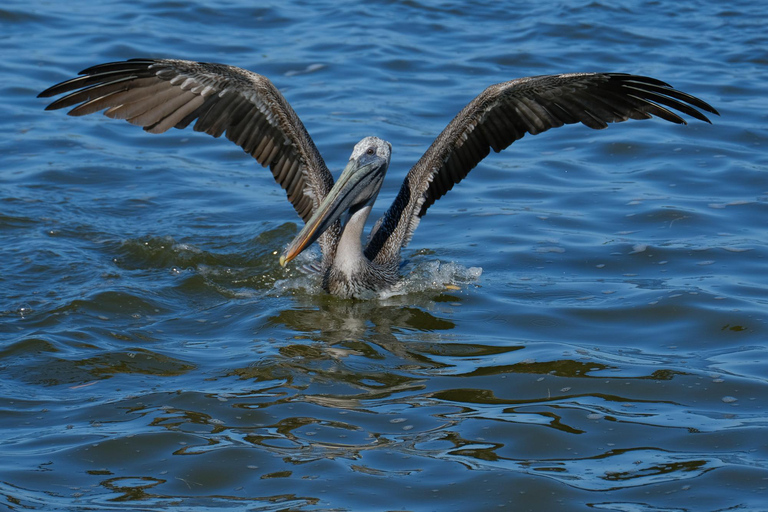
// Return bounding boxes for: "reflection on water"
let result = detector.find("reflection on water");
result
[3,232,767,509]
[2,295,767,509]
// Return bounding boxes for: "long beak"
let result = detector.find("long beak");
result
[279,158,373,267]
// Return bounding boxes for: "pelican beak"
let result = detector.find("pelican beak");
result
[279,155,384,267]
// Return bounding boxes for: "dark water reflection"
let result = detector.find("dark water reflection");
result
[3,245,767,510]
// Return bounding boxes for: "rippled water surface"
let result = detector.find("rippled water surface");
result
[2,0,767,510]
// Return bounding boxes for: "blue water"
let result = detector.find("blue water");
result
[2,0,767,510]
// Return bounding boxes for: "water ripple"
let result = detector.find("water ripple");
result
[3,0,767,510]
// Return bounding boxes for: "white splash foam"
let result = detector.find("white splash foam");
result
[380,260,483,299]
[271,258,483,299]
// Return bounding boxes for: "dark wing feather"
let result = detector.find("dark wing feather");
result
[365,72,718,264]
[38,58,334,225]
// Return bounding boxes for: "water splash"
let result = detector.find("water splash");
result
[383,260,483,298]
[272,257,482,298]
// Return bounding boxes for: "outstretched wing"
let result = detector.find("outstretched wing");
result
[39,58,334,224]
[365,72,718,263]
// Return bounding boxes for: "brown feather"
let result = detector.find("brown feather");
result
[365,72,718,264]
[39,58,333,233]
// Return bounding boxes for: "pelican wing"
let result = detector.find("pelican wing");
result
[365,72,718,263]
[38,58,334,223]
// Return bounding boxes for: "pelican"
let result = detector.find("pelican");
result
[39,58,718,298]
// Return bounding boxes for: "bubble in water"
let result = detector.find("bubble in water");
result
[17,303,33,317]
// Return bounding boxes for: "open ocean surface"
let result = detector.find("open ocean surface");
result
[2,0,767,510]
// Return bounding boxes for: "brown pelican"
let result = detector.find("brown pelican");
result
[39,58,718,298]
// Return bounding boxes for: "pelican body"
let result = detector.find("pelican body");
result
[39,58,718,298]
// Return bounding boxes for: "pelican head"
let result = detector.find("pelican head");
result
[280,136,391,266]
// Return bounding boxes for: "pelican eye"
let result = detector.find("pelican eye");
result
[366,147,375,155]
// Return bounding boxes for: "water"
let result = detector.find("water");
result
[2,0,767,510]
